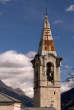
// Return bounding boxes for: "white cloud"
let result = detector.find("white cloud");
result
[61,82,70,92]
[61,80,74,93]
[72,36,74,39]
[0,0,14,4]
[0,50,73,97]
[64,65,72,69]
[61,73,74,93]
[53,20,63,25]
[0,0,9,3]
[66,5,74,12]
[25,51,36,59]
[0,12,3,15]
[72,50,74,53]
[0,50,36,97]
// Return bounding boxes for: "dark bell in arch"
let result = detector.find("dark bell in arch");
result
[47,62,54,82]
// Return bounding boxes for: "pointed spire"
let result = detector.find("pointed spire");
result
[38,14,57,56]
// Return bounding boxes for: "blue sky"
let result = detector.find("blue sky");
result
[0,0,74,87]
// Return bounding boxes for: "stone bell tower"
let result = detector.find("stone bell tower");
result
[32,14,62,110]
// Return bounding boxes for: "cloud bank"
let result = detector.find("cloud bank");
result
[53,20,63,25]
[0,50,36,97]
[0,0,15,4]
[0,50,73,97]
[66,5,74,12]
[61,80,74,93]
[0,0,10,3]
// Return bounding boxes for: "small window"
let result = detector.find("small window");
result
[47,62,54,82]
[54,91,55,95]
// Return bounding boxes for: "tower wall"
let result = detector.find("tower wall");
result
[32,55,62,110]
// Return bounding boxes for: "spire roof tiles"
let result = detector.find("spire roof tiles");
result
[38,15,57,56]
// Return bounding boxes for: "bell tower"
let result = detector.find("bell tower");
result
[32,14,62,110]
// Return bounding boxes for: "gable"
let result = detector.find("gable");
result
[0,93,20,103]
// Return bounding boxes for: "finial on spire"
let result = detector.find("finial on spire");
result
[46,8,48,16]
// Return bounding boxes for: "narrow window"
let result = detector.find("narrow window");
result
[54,91,55,95]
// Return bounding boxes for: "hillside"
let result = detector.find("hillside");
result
[61,88,74,110]
[0,80,33,107]
[0,80,74,109]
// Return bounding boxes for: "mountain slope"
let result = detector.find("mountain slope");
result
[0,80,74,109]
[61,88,74,110]
[0,80,33,107]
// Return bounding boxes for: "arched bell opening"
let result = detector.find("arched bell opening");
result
[46,62,54,82]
